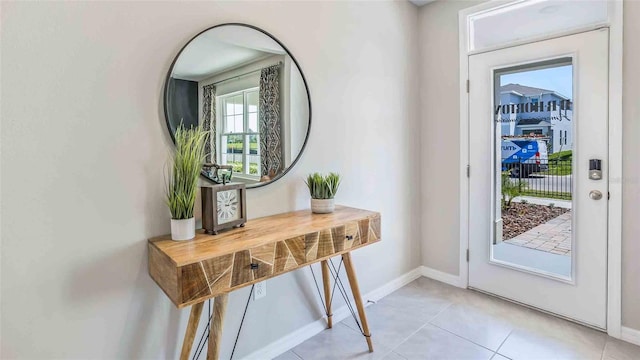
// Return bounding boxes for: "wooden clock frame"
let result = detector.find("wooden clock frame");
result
[201,183,247,235]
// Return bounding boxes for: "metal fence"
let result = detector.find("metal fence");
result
[503,159,573,200]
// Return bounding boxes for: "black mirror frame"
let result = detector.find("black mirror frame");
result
[163,23,312,189]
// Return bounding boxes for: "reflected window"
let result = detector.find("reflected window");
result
[219,88,260,177]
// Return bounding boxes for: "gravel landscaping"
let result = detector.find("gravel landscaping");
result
[502,202,570,240]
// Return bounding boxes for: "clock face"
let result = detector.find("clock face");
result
[217,189,240,224]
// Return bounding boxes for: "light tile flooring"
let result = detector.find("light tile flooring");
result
[505,211,572,256]
[275,277,640,360]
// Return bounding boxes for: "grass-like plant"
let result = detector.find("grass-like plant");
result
[166,124,208,219]
[305,172,341,199]
[501,172,527,209]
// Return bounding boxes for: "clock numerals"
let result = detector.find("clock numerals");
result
[217,190,240,224]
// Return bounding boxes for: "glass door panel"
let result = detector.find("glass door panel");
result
[492,58,574,281]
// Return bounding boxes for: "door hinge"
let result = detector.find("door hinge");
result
[466,249,470,262]
[608,192,610,200]
[466,165,470,178]
[466,79,470,93]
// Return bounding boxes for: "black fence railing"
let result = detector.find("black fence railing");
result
[502,158,572,200]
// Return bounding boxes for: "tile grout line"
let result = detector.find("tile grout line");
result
[289,349,304,360]
[428,321,499,355]
[599,339,608,360]
[384,303,455,357]
[493,329,513,358]
[389,350,409,360]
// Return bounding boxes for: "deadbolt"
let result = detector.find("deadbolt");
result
[589,190,603,200]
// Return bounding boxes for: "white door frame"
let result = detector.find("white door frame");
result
[457,1,623,338]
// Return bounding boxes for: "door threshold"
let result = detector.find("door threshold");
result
[467,286,606,332]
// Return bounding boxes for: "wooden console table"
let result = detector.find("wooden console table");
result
[148,206,381,360]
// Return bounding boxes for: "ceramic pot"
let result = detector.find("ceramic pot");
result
[311,198,335,214]
[171,217,196,241]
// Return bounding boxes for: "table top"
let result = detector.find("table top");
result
[149,205,380,267]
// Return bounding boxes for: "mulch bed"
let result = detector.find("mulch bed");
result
[502,202,570,240]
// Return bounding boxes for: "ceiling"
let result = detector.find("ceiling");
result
[409,0,436,6]
[172,25,286,82]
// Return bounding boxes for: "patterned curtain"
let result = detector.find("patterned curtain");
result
[202,84,217,163]
[259,64,282,177]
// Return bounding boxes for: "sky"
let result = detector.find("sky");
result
[500,64,573,99]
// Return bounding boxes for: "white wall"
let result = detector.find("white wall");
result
[418,0,482,276]
[621,0,640,334]
[418,0,640,332]
[0,1,420,358]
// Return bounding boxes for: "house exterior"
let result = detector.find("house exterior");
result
[498,83,573,154]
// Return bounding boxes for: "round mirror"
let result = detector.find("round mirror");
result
[164,24,311,188]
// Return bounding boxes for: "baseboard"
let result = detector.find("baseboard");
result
[420,266,465,288]
[240,266,423,360]
[621,326,640,347]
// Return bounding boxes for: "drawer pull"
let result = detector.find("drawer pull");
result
[250,263,259,270]
[346,235,353,240]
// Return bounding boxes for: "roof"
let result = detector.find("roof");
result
[518,118,551,126]
[500,83,569,100]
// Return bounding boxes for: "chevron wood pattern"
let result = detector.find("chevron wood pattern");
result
[149,206,381,308]
[149,206,381,360]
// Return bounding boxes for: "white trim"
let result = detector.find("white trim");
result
[240,267,423,360]
[621,327,640,347]
[458,5,471,292]
[606,0,624,340]
[458,0,624,338]
[420,266,464,288]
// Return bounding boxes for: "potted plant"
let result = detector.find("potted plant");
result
[305,172,341,214]
[166,124,208,240]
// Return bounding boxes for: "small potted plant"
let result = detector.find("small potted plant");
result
[305,172,341,214]
[166,124,208,240]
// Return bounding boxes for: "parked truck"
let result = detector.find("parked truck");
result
[501,138,549,177]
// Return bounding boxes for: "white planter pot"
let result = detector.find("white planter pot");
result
[311,198,335,214]
[171,217,196,241]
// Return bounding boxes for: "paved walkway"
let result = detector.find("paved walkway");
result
[504,211,572,256]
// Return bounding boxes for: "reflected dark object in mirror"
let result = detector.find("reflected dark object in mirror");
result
[203,163,233,185]
[164,23,311,189]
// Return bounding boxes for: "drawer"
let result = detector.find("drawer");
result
[177,216,380,305]
[180,253,234,304]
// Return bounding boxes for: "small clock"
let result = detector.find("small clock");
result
[201,183,247,235]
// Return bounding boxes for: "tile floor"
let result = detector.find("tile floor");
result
[505,211,572,256]
[274,277,640,360]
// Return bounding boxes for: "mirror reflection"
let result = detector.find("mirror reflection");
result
[165,24,311,187]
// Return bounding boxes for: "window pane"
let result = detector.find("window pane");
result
[248,134,258,155]
[234,115,244,132]
[234,94,243,114]
[224,135,244,173]
[225,116,234,133]
[248,113,258,133]
[226,134,243,155]
[226,100,234,116]
[493,59,574,280]
[247,91,259,113]
[249,156,259,175]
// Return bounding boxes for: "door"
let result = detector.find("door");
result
[468,29,608,329]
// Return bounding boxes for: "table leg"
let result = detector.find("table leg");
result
[207,293,229,360]
[180,302,204,360]
[321,260,333,328]
[342,252,373,352]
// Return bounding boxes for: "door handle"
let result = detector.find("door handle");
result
[589,190,603,200]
